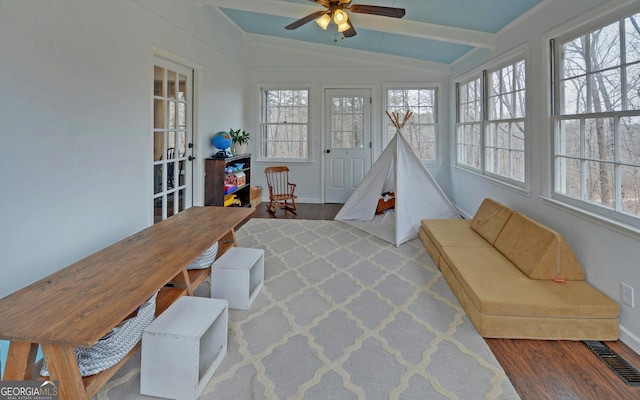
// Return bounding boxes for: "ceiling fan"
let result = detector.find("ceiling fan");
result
[285,0,405,38]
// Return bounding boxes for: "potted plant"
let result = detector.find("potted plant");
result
[229,128,250,155]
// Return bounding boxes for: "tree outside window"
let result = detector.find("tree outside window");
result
[386,88,438,162]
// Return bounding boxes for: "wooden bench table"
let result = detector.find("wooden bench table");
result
[0,206,253,400]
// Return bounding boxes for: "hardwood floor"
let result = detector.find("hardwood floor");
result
[248,202,640,400]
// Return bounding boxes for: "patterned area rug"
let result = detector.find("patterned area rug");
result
[96,219,519,400]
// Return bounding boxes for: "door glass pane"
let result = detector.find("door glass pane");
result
[154,66,164,96]
[154,165,162,194]
[330,96,364,149]
[177,132,186,157]
[154,99,165,129]
[179,189,186,212]
[154,197,162,224]
[167,161,176,189]
[179,74,187,100]
[167,70,177,99]
[154,132,164,161]
[167,192,175,218]
[168,101,176,129]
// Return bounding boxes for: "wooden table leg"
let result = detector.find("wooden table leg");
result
[41,343,87,400]
[2,341,38,380]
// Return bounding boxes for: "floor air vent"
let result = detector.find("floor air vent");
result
[583,340,640,386]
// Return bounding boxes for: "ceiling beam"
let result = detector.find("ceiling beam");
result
[203,0,497,49]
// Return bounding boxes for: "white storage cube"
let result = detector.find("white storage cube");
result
[211,247,264,310]
[140,296,228,400]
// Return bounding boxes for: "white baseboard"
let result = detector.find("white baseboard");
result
[620,325,640,355]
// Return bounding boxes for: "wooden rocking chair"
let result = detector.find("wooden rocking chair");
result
[264,166,297,215]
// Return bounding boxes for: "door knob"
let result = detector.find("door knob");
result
[326,149,331,154]
[188,156,195,161]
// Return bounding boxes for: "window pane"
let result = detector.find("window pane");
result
[562,76,587,114]
[555,156,581,197]
[557,120,581,157]
[626,63,640,110]
[512,151,525,181]
[585,117,615,161]
[591,69,622,112]
[621,165,640,216]
[512,121,525,151]
[625,14,640,64]
[586,161,615,208]
[562,37,587,79]
[590,21,621,72]
[621,116,640,164]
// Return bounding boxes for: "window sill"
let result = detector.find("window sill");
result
[541,196,640,241]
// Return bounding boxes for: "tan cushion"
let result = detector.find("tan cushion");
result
[470,198,514,244]
[420,219,491,255]
[439,255,619,340]
[440,247,619,318]
[493,212,586,280]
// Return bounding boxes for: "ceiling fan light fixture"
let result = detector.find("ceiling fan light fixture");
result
[315,13,331,30]
[337,21,351,33]
[333,9,347,24]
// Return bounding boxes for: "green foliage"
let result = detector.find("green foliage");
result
[229,128,250,145]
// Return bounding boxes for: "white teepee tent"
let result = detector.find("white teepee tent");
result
[335,113,460,246]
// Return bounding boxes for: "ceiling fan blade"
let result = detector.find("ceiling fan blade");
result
[349,4,405,18]
[285,10,328,30]
[343,21,357,38]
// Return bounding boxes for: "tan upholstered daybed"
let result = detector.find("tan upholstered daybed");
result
[419,198,620,340]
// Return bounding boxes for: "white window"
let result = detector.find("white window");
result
[260,88,310,160]
[386,87,439,162]
[552,11,640,226]
[456,77,482,170]
[455,57,527,186]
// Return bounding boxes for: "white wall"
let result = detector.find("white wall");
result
[241,35,454,203]
[449,0,640,352]
[0,0,246,298]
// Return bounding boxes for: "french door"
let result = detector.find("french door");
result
[152,58,194,223]
[324,88,372,203]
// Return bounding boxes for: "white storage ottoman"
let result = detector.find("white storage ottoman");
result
[211,247,264,310]
[140,296,228,400]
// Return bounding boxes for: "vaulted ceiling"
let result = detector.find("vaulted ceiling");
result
[204,0,543,65]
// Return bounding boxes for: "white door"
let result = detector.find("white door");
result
[152,58,194,223]
[325,88,372,203]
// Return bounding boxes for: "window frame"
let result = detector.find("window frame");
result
[383,84,441,164]
[550,8,640,230]
[454,48,530,190]
[257,85,312,163]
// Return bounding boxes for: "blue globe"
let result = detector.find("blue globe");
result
[211,131,232,150]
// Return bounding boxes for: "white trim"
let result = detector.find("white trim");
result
[541,195,640,241]
[620,325,640,355]
[542,0,638,44]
